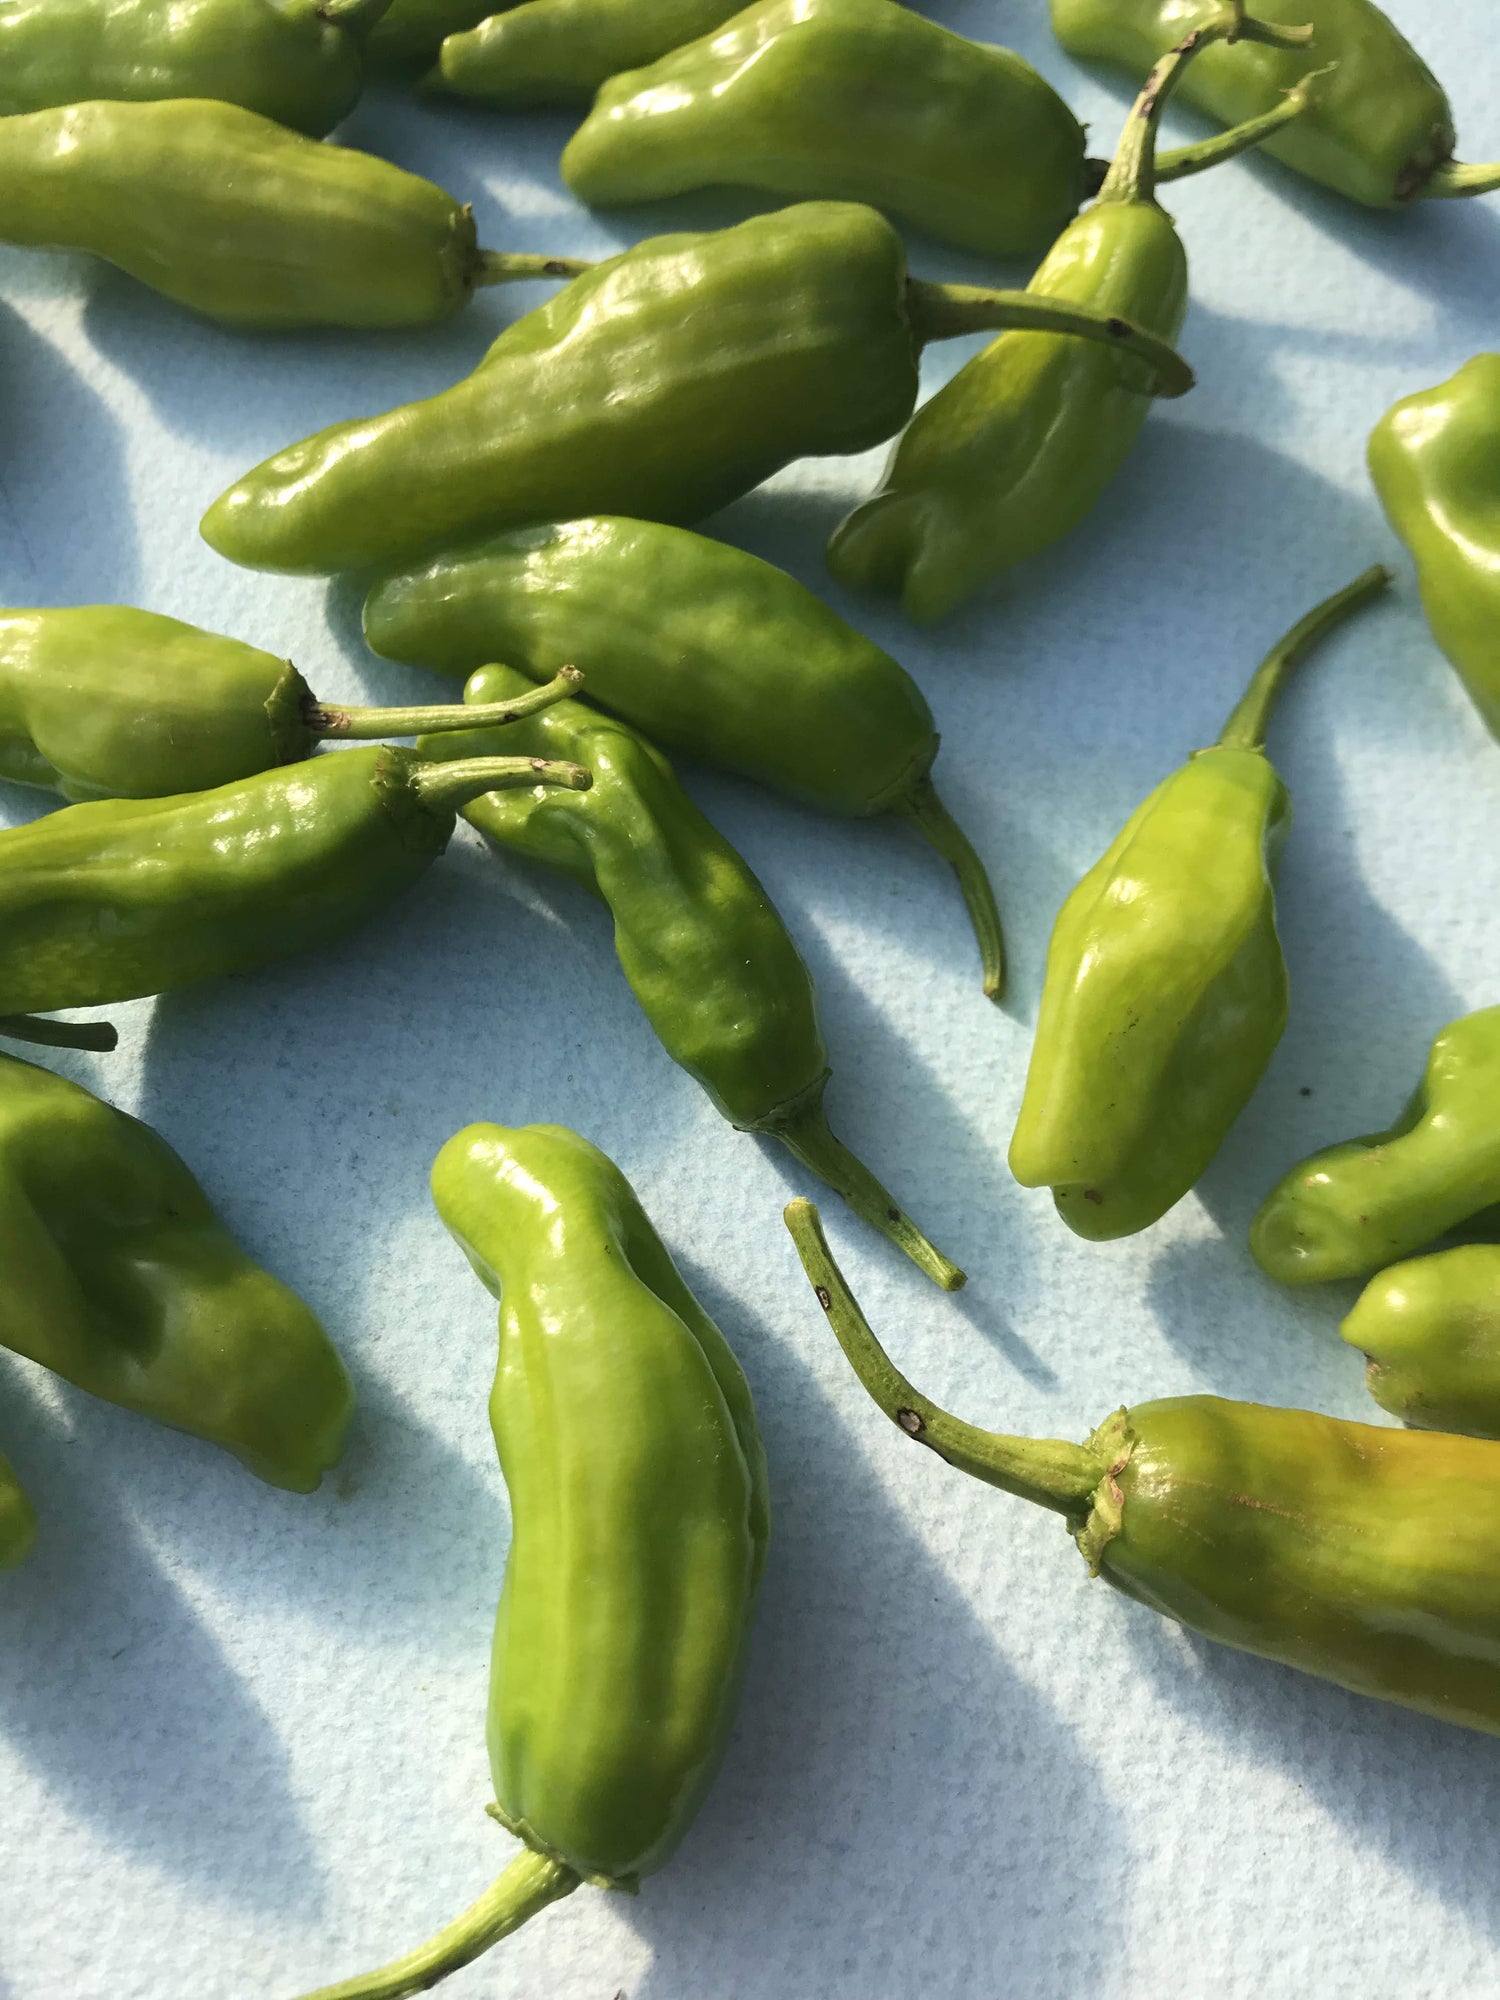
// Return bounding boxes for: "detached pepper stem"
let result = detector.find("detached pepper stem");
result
[409,755,592,814]
[1154,67,1332,187]
[783,1200,1104,1513]
[472,250,596,287]
[1425,160,1500,200]
[307,667,583,741]
[905,281,1194,399]
[889,774,1005,1002]
[1217,564,1391,753]
[0,1013,118,1053]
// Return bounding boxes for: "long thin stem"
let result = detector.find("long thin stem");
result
[1154,67,1331,185]
[888,774,1005,1003]
[0,1014,118,1054]
[296,1849,579,2000]
[473,251,595,287]
[783,1201,1104,1513]
[906,282,1193,398]
[1218,564,1391,752]
[309,667,582,741]
[410,755,590,815]
[1425,160,1500,200]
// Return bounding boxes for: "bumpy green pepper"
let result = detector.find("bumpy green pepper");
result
[1010,567,1390,1241]
[0,0,394,138]
[1052,0,1500,206]
[0,604,581,803]
[0,744,588,1019]
[0,99,587,332]
[419,665,963,1288]
[365,514,1006,997]
[202,200,1191,576]
[1252,1007,1500,1284]
[297,1123,768,1999]
[368,0,511,69]
[430,0,745,107]
[0,1051,351,1490]
[1344,1246,1500,1440]
[0,1447,37,1569]
[789,1199,1500,1737]
[1369,355,1500,744]
[826,6,1311,622]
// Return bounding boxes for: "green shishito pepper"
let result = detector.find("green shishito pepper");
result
[0,744,589,1019]
[826,6,1314,623]
[0,1051,352,1490]
[0,99,589,332]
[201,201,1192,577]
[788,1200,1500,1737]
[1052,0,1500,207]
[0,1448,37,1569]
[1010,567,1389,1242]
[297,1123,768,2000]
[368,0,516,70]
[365,515,1006,997]
[1252,1007,1500,1285]
[1344,1247,1500,1442]
[1369,355,1500,744]
[430,0,748,106]
[0,0,395,138]
[418,665,963,1289]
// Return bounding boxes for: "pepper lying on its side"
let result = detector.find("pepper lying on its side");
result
[1344,1246,1500,1441]
[427,0,747,106]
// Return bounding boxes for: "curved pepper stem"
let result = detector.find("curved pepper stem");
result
[1217,564,1391,753]
[1153,65,1333,187]
[888,773,1005,1002]
[307,666,583,741]
[906,281,1194,399]
[295,1849,579,2000]
[472,251,596,287]
[783,1200,1103,1511]
[1425,160,1500,200]
[409,754,591,815]
[0,1013,118,1053]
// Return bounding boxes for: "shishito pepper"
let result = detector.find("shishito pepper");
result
[788,1199,1500,1738]
[1052,0,1500,207]
[418,665,964,1289]
[0,1051,351,1490]
[1369,355,1500,744]
[1344,1246,1500,1441]
[1252,1007,1500,1285]
[368,0,516,70]
[0,1447,37,1569]
[430,0,746,106]
[0,99,588,331]
[1010,567,1390,1241]
[364,514,1006,996]
[0,0,395,138]
[202,200,1192,578]
[296,1123,768,1999]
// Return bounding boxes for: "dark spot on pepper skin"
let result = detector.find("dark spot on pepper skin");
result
[1084,1189,1104,1205]
[887,1208,901,1224]
[1107,317,1131,340]
[897,1408,925,1437]
[814,1286,832,1312]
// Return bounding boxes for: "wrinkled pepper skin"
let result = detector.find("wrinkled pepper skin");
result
[1252,1007,1500,1285]
[0,1052,351,1490]
[561,0,1089,260]
[0,100,485,331]
[1369,356,1500,743]
[0,1449,37,1568]
[433,0,745,110]
[1344,1246,1500,1440]
[0,0,392,138]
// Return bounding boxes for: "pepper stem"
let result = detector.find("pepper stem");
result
[0,1014,118,1054]
[472,251,595,287]
[783,1200,1104,1513]
[906,282,1193,399]
[308,667,582,742]
[1153,66,1332,186]
[1097,5,1315,210]
[888,773,1005,1003]
[295,1849,579,2000]
[1217,564,1391,752]
[409,755,591,814]
[1424,160,1500,199]
[762,1089,965,1292]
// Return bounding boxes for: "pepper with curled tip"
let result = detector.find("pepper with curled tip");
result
[1344,1246,1500,1441]
[0,1447,37,1568]
[787,1197,1500,1738]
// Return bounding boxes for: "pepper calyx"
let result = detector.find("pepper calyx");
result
[1074,1408,1136,1575]
[484,1802,635,1894]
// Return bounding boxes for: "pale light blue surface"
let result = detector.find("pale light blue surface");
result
[1,5,1498,1995]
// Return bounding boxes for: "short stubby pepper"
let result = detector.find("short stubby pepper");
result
[0,99,588,332]
[0,0,395,138]
[0,744,588,1019]
[1051,0,1500,207]
[365,514,1007,997]
[825,5,1312,623]
[431,0,747,109]
[1369,355,1500,744]
[0,1051,352,1490]
[1344,1246,1500,1441]
[295,1123,768,1999]
[789,1200,1500,1738]
[1010,567,1390,1242]
[202,200,1191,577]
[0,1447,37,1569]
[0,603,581,802]
[1251,1007,1500,1285]
[418,666,964,1289]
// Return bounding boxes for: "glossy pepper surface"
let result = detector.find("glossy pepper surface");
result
[789,1199,1500,1737]
[0,99,586,331]
[419,665,963,1288]
[0,1051,351,1490]
[826,6,1309,622]
[1010,567,1389,1241]
[368,0,513,69]
[1051,0,1500,206]
[0,1448,37,1569]
[365,513,1006,996]
[298,1123,768,1998]
[0,743,588,1018]
[432,0,746,108]
[0,0,394,138]
[202,200,1190,576]
[1252,1007,1500,1285]
[0,603,581,802]
[1344,1247,1500,1441]
[1369,355,1500,743]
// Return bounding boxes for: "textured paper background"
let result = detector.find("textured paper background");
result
[1,4,1498,1994]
